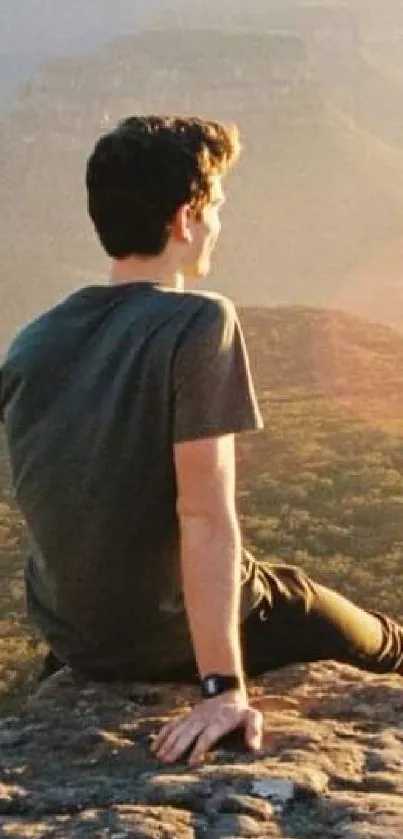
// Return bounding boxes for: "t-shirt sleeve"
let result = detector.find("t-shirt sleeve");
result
[172,296,264,443]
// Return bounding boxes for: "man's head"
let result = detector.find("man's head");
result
[86,115,241,280]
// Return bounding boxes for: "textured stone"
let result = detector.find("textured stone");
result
[0,661,402,837]
[205,813,265,837]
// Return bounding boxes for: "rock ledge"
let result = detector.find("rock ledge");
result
[1,661,403,837]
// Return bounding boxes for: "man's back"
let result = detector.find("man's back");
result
[2,282,254,675]
[0,115,275,759]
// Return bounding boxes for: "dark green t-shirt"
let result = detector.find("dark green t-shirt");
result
[1,283,263,676]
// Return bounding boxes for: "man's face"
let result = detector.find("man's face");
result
[184,176,226,279]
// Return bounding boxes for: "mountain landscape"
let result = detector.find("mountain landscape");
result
[2,6,403,835]
[2,2,403,348]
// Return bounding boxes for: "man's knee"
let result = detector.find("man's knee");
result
[38,649,65,682]
[258,561,317,612]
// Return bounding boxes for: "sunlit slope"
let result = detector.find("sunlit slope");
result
[239,306,403,399]
[236,307,403,621]
[217,97,403,307]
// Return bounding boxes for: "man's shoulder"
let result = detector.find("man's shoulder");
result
[3,295,72,362]
[181,288,235,309]
[177,289,237,325]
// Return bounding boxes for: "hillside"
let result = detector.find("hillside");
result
[2,17,403,345]
[1,305,403,711]
[236,307,403,617]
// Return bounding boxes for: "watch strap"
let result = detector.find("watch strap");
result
[200,673,241,699]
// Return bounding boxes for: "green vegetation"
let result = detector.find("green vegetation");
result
[0,442,46,714]
[1,306,403,712]
[239,397,403,617]
[237,307,403,620]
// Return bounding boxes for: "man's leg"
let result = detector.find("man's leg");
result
[241,562,403,677]
[38,649,65,681]
[37,563,403,685]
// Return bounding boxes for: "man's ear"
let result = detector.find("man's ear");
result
[171,204,193,244]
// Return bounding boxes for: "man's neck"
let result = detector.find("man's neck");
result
[110,256,184,290]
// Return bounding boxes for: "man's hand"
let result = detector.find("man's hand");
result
[151,690,263,766]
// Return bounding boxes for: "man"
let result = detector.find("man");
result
[1,116,403,767]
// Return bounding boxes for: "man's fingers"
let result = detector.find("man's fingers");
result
[155,719,204,763]
[188,717,238,766]
[151,718,179,752]
[151,701,259,766]
[159,724,203,763]
[245,708,263,751]
[154,723,188,759]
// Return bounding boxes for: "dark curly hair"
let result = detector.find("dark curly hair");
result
[86,115,241,258]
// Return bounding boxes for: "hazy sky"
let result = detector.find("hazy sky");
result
[0,0,172,109]
[0,1,396,110]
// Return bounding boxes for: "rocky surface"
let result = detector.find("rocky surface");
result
[0,661,402,837]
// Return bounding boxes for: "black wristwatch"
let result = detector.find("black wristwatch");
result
[200,673,241,699]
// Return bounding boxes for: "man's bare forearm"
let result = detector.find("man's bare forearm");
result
[180,512,246,691]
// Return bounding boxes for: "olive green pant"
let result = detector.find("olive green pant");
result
[40,562,403,682]
[239,562,403,678]
[156,562,403,682]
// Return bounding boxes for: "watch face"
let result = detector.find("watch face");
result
[201,674,239,698]
[205,677,218,696]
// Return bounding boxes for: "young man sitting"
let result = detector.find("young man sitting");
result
[1,116,402,767]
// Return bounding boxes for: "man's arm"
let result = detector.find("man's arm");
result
[152,296,263,764]
[175,433,245,689]
[152,432,262,765]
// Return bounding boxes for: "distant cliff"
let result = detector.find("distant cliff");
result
[2,18,403,345]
